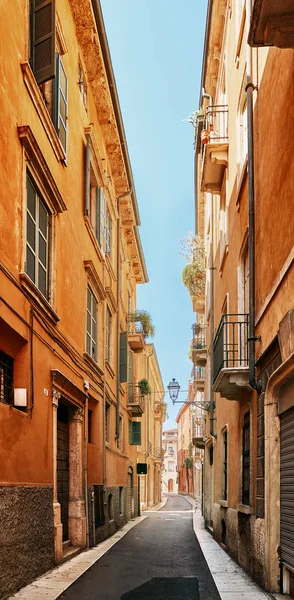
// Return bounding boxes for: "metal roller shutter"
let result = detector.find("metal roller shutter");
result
[127,472,132,521]
[281,407,294,569]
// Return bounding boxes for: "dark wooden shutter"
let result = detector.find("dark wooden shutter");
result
[128,350,134,403]
[281,407,294,569]
[131,422,141,446]
[96,188,101,242]
[31,0,56,84]
[93,485,105,526]
[120,331,128,383]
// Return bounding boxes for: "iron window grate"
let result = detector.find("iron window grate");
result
[0,351,14,405]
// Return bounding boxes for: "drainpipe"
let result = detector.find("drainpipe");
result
[116,189,132,440]
[245,0,262,393]
[83,383,89,548]
[209,192,217,438]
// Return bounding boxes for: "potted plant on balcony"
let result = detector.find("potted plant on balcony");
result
[138,378,151,395]
[128,310,155,339]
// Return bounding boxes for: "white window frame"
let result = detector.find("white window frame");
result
[86,286,97,361]
[105,306,112,363]
[26,174,50,299]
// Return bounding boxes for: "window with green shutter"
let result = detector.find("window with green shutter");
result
[120,331,128,383]
[128,350,134,403]
[86,286,97,361]
[30,0,56,85]
[26,174,50,299]
[129,421,141,446]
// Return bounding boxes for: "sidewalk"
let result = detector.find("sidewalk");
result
[9,498,167,600]
[184,495,273,600]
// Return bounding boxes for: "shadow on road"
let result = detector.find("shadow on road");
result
[120,576,199,599]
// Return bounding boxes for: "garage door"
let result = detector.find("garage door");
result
[281,407,294,568]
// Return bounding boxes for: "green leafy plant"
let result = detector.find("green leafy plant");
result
[138,378,151,395]
[183,457,193,469]
[185,108,204,129]
[128,310,155,339]
[180,232,205,298]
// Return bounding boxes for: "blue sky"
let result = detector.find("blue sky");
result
[100,0,208,428]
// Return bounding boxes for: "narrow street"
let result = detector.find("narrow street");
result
[59,495,220,600]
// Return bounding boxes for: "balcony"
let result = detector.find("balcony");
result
[127,384,145,416]
[192,323,207,366]
[154,447,165,462]
[192,417,206,449]
[193,366,205,392]
[192,280,205,314]
[201,105,228,194]
[128,320,145,352]
[213,314,251,400]
[248,0,294,48]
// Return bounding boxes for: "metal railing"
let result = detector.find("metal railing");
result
[194,366,205,382]
[127,384,145,412]
[128,320,144,335]
[192,416,206,439]
[213,314,249,382]
[192,323,206,350]
[205,105,228,144]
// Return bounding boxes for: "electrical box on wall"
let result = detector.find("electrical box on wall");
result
[14,388,27,408]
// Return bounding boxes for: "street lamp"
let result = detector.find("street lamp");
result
[167,378,180,404]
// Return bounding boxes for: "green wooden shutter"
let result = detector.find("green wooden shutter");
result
[128,350,134,403]
[131,422,141,446]
[119,331,128,383]
[129,420,132,444]
[31,0,56,84]
[96,187,101,243]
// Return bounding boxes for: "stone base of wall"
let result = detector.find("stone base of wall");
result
[88,485,138,547]
[0,486,54,600]
[212,503,265,588]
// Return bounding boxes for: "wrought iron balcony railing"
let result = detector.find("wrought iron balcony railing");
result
[213,314,249,383]
[191,323,207,366]
[203,105,228,147]
[192,416,206,440]
[127,383,145,415]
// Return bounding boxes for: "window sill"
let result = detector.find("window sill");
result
[238,504,253,515]
[0,402,30,416]
[219,499,229,508]
[105,360,115,379]
[84,216,105,263]
[20,273,60,325]
[83,352,104,377]
[21,62,66,163]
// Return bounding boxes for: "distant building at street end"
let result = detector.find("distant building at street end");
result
[162,429,178,494]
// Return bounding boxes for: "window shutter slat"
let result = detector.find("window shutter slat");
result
[32,0,56,84]
[132,422,141,446]
[119,331,128,383]
[128,350,134,403]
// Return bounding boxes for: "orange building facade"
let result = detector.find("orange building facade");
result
[193,0,294,594]
[0,1,154,597]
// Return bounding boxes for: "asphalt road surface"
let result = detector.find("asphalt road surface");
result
[60,494,221,600]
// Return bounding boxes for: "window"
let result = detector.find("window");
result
[105,307,112,363]
[168,462,174,472]
[88,409,92,443]
[223,430,228,500]
[105,402,110,442]
[129,421,141,446]
[53,55,68,154]
[105,209,112,256]
[209,444,214,466]
[108,493,114,521]
[78,61,87,109]
[0,351,13,405]
[118,415,123,450]
[26,175,49,299]
[168,446,174,455]
[86,286,97,360]
[119,331,128,383]
[242,412,250,505]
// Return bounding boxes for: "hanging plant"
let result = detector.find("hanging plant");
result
[183,457,193,469]
[128,310,155,339]
[138,378,151,395]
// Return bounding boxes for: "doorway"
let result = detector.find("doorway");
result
[127,467,133,520]
[57,403,69,541]
[168,479,174,493]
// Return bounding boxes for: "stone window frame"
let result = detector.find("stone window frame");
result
[19,125,66,324]
[83,260,106,372]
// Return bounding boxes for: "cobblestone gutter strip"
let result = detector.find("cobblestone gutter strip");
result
[9,516,147,600]
[184,495,274,600]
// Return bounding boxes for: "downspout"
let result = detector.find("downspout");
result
[245,0,262,393]
[116,189,132,440]
[209,192,217,438]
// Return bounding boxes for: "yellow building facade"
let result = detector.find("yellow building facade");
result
[193,0,294,594]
